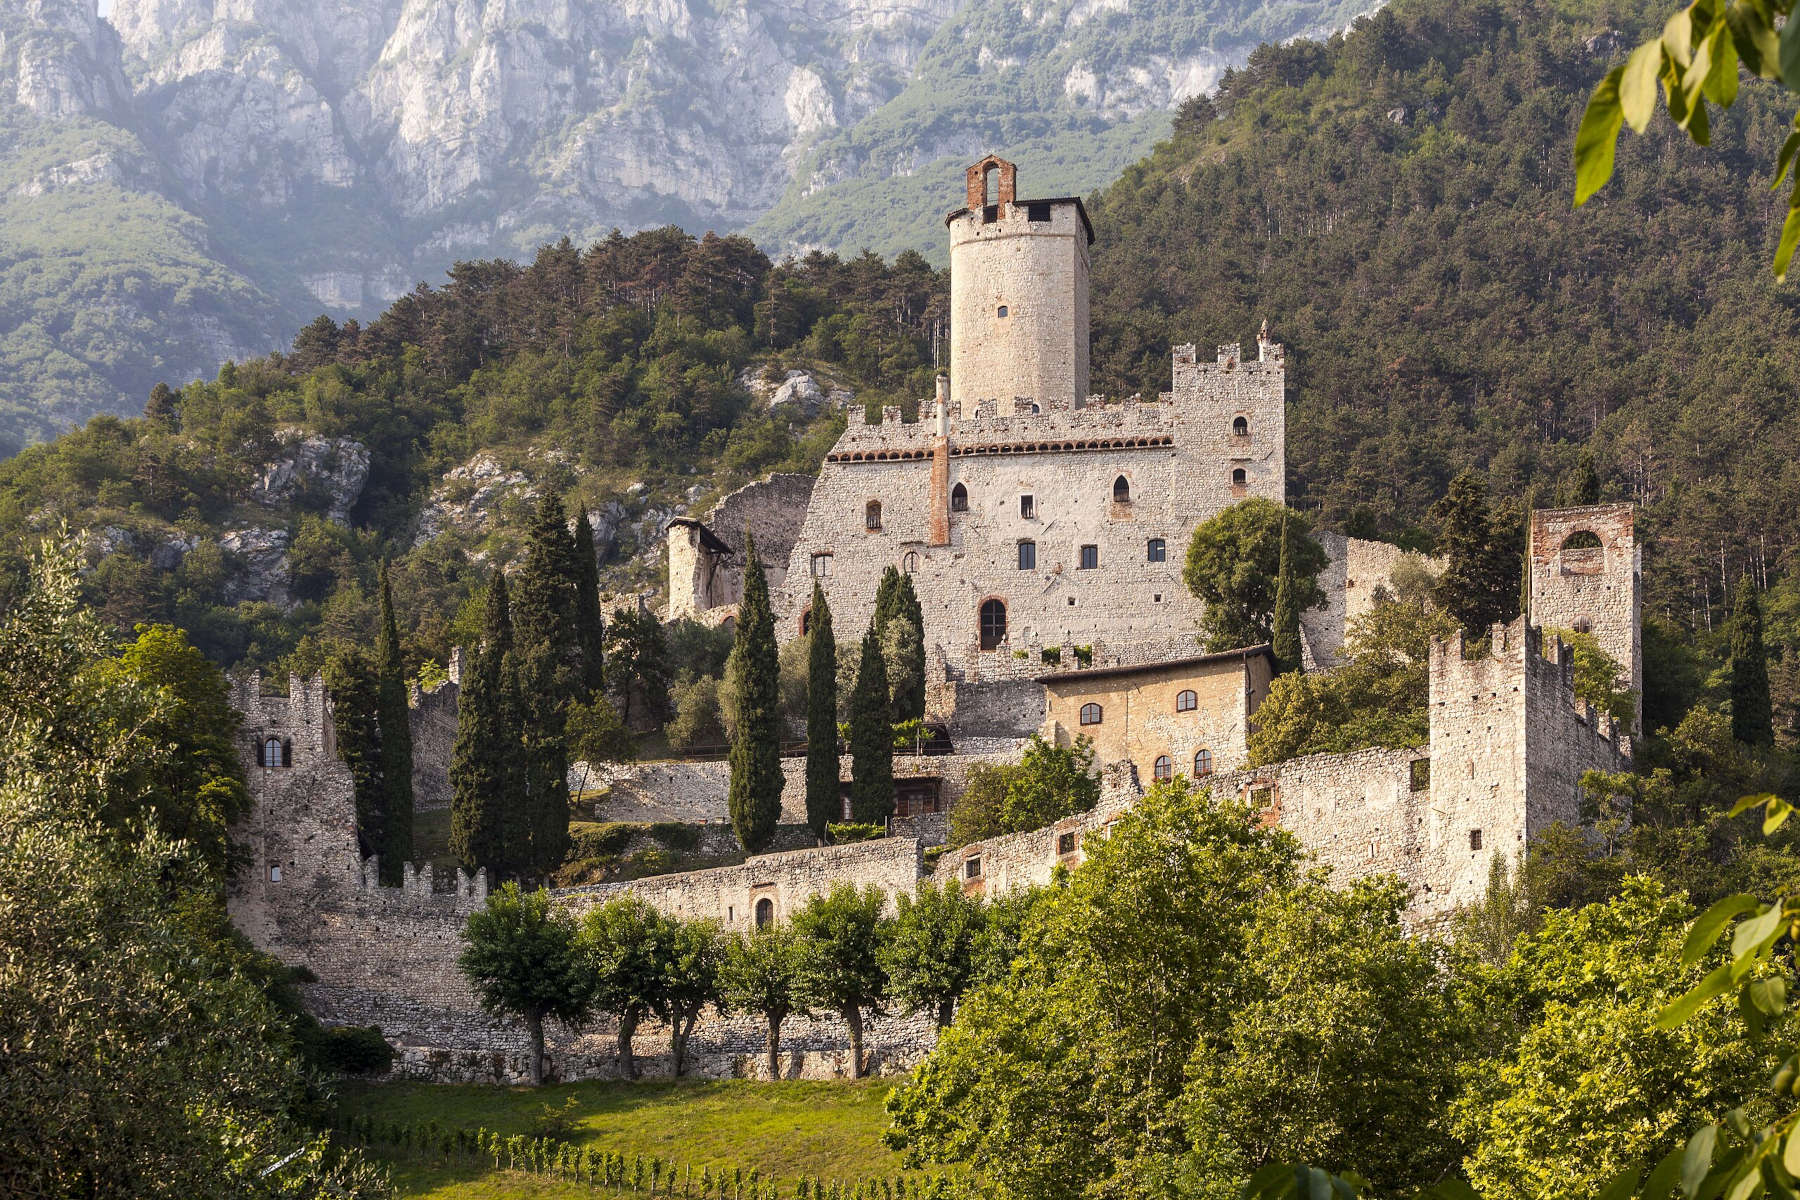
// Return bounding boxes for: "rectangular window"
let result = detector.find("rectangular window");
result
[811,553,833,578]
[965,855,983,879]
[1470,829,1483,851]
[1147,538,1167,563]
[1027,202,1052,222]
[1018,540,1037,570]
[1020,494,1035,519]
[1057,831,1077,855]
[1079,544,1098,570]
[1250,786,1274,808]
[1410,758,1431,792]
[268,864,281,883]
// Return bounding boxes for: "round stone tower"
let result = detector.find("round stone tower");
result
[946,156,1094,412]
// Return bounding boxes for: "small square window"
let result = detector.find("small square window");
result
[1153,593,1163,603]
[1020,495,1035,519]
[1057,831,1077,855]
[965,855,983,879]
[1067,596,1076,606]
[1027,202,1052,222]
[996,305,1009,318]
[1079,544,1098,570]
[811,553,833,578]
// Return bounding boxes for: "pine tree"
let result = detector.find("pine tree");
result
[572,509,607,702]
[1271,511,1302,674]
[848,622,894,825]
[727,536,783,852]
[1730,579,1774,748]
[1432,471,1520,638]
[805,583,840,843]
[451,575,527,878]
[325,646,383,862]
[375,564,415,884]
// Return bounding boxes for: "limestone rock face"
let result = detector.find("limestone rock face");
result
[218,526,293,606]
[412,452,536,547]
[251,431,371,524]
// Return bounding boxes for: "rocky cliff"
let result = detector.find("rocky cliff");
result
[0,0,1370,448]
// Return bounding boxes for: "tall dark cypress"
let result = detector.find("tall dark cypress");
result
[512,493,581,879]
[325,646,383,862]
[1730,579,1774,748]
[572,508,607,702]
[848,621,894,825]
[873,566,904,634]
[450,575,527,879]
[894,573,927,721]
[805,583,840,843]
[1432,471,1519,638]
[727,536,783,852]
[375,564,415,884]
[1271,512,1302,675]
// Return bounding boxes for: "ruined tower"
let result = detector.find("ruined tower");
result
[1527,503,1642,732]
[946,156,1093,412]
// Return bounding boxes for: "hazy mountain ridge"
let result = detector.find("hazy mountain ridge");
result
[0,0,1367,449]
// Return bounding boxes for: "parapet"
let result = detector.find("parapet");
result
[231,670,333,759]
[359,854,489,903]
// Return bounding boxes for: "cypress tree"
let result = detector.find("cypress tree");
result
[727,536,783,852]
[805,583,839,843]
[1270,512,1302,674]
[1730,579,1774,748]
[893,574,927,721]
[512,493,582,879]
[325,646,383,862]
[873,566,904,634]
[848,622,894,825]
[1432,471,1520,638]
[572,508,607,702]
[375,564,415,884]
[451,575,526,878]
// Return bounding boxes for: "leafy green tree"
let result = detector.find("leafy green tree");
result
[1248,596,1458,765]
[793,883,890,1079]
[1432,471,1520,638]
[718,925,807,1081]
[848,623,894,825]
[572,509,607,701]
[806,583,840,843]
[451,576,527,878]
[459,882,592,1086]
[376,563,415,883]
[948,734,1099,846]
[726,536,783,852]
[1270,511,1302,675]
[658,919,724,1076]
[104,622,249,878]
[325,645,385,861]
[873,568,927,721]
[567,696,635,776]
[665,673,726,755]
[1451,878,1778,1200]
[1546,627,1637,732]
[1183,499,1326,651]
[581,896,670,1079]
[881,882,985,1029]
[1730,581,1775,748]
[0,534,389,1197]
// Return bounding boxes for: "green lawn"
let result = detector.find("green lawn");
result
[339,1078,918,1198]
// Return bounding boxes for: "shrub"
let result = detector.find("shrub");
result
[647,822,702,853]
[569,821,638,859]
[312,1025,394,1075]
[827,821,886,843]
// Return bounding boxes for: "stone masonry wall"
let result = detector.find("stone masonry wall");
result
[1303,533,1441,670]
[1529,502,1642,732]
[409,678,459,811]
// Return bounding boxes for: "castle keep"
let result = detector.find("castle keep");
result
[226,157,1643,1085]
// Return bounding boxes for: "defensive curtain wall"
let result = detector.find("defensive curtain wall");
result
[940,618,1628,925]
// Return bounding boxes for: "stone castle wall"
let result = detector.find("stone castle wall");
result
[409,678,459,811]
[1529,502,1641,732]
[1304,533,1441,669]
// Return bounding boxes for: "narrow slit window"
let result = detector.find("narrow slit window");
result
[865,500,881,530]
[1113,475,1130,504]
[1020,494,1035,519]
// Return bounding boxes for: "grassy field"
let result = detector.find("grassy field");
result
[339,1078,917,1199]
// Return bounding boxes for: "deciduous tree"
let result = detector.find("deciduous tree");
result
[458,882,592,1086]
[948,734,1098,846]
[581,896,670,1079]
[793,883,890,1079]
[718,925,806,1080]
[658,919,723,1076]
[1184,499,1325,651]
[881,881,984,1029]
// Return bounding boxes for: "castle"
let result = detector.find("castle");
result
[226,157,1640,1084]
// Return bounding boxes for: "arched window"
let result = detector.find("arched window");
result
[1112,475,1131,504]
[979,598,1007,650]
[1231,468,1247,489]
[1232,415,1249,437]
[982,162,999,206]
[1153,755,1173,782]
[865,500,882,530]
[262,737,282,768]
[1562,530,1604,550]
[754,897,774,929]
[902,551,920,574]
[951,482,969,512]
[1079,703,1103,726]
[996,305,1009,318]
[1146,538,1167,563]
[1194,748,1213,777]
[1175,690,1197,712]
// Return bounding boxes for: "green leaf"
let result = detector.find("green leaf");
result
[1685,894,1759,964]
[1601,1163,1645,1200]
[1663,963,1735,1027]
[1724,1161,1764,1200]
[1703,22,1739,105]
[1245,1165,1299,1200]
[1730,793,1778,818]
[1783,1123,1800,1176]
[1783,0,1800,89]
[1741,980,1768,1036]
[1766,799,1793,835]
[1648,1146,1688,1199]
[1575,67,1627,206]
[1685,1126,1720,1199]
[1731,903,1786,963]
[1667,8,1696,65]
[1751,975,1789,1016]
[1622,41,1665,130]
[1727,1,1780,77]
[1689,93,1712,144]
